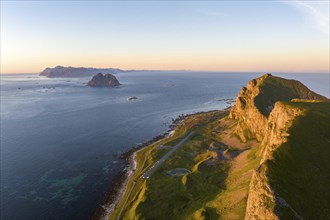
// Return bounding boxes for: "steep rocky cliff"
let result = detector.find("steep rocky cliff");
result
[228,74,329,219]
[229,74,326,142]
[245,102,305,220]
[258,102,304,163]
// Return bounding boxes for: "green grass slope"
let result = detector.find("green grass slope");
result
[266,101,330,219]
[134,112,229,220]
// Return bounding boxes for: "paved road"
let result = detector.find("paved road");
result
[142,131,194,179]
[116,132,194,219]
[116,181,136,220]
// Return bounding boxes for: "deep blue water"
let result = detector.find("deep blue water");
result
[0,71,328,220]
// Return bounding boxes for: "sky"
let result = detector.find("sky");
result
[1,0,329,74]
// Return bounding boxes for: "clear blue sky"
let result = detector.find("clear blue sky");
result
[1,1,329,73]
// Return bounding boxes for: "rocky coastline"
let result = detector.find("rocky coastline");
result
[91,108,229,220]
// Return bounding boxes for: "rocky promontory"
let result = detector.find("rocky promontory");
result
[229,73,326,142]
[227,74,329,219]
[87,73,120,87]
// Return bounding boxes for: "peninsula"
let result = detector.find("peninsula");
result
[107,74,329,220]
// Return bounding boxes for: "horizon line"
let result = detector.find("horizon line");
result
[1,69,329,75]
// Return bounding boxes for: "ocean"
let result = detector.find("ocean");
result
[1,71,328,220]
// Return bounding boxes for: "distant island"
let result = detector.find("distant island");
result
[39,66,187,78]
[87,73,120,87]
[106,74,329,220]
[39,66,125,78]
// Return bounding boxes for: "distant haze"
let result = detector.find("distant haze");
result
[1,1,329,74]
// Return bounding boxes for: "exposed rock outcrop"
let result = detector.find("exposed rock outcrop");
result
[227,74,329,219]
[127,96,138,101]
[87,73,120,87]
[259,102,304,163]
[245,102,304,220]
[229,73,326,142]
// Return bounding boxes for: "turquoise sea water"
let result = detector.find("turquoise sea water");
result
[1,71,328,219]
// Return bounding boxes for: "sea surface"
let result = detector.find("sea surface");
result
[1,71,328,220]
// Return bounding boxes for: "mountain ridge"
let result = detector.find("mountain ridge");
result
[228,74,329,219]
[39,66,126,78]
[229,73,327,142]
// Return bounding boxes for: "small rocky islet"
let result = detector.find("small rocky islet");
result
[127,96,138,101]
[87,73,121,87]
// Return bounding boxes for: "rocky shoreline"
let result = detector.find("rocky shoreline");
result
[91,108,230,220]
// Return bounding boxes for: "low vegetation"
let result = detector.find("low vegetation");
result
[109,110,262,220]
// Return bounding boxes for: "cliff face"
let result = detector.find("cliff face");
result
[229,73,326,142]
[245,102,304,220]
[259,102,303,163]
[229,74,269,142]
[229,74,329,219]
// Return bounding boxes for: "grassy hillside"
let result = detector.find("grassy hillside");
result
[109,111,233,219]
[254,75,326,116]
[109,110,262,220]
[134,112,229,219]
[266,101,330,219]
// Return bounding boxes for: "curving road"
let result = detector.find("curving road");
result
[116,131,194,220]
[142,131,194,179]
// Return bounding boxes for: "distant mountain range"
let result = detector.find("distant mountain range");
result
[39,66,129,78]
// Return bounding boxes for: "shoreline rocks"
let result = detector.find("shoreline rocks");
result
[127,96,138,101]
